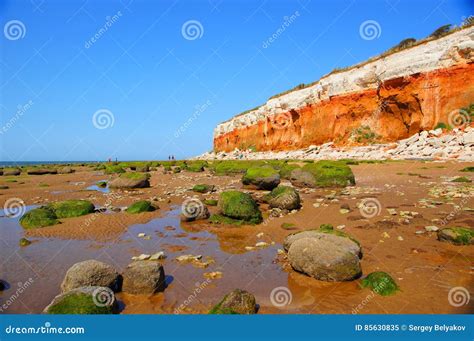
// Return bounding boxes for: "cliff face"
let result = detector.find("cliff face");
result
[214,27,474,152]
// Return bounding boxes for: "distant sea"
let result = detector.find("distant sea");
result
[0,161,99,167]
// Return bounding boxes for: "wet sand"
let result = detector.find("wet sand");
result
[0,161,473,314]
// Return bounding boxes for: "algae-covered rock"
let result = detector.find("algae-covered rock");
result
[19,207,59,229]
[209,289,257,314]
[104,165,125,174]
[242,167,280,190]
[360,271,399,296]
[437,227,474,245]
[264,185,300,210]
[96,181,107,188]
[44,286,118,314]
[126,200,155,214]
[186,161,207,172]
[290,161,355,188]
[218,191,262,224]
[19,237,32,246]
[204,199,218,206]
[109,172,150,188]
[279,163,300,179]
[192,184,215,193]
[47,200,95,218]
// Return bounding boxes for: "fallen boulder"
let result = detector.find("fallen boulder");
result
[122,261,166,294]
[61,260,121,293]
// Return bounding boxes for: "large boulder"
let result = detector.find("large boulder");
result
[264,185,301,210]
[109,172,150,188]
[19,207,59,229]
[47,200,95,218]
[242,167,280,190]
[122,261,166,295]
[437,227,474,245]
[126,200,155,214]
[209,289,257,314]
[61,260,121,293]
[287,233,362,281]
[217,191,262,224]
[290,161,355,188]
[44,286,119,314]
[284,226,361,257]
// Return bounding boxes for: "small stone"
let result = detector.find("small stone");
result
[256,232,264,238]
[387,208,397,216]
[245,246,255,251]
[424,225,439,232]
[149,251,166,260]
[397,236,404,241]
[415,230,425,235]
[137,233,146,238]
[339,208,350,214]
[136,254,151,261]
[204,271,222,279]
[313,203,320,208]
[336,225,345,230]
[382,232,390,239]
[255,241,268,248]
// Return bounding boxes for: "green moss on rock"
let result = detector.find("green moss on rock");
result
[47,200,95,218]
[45,287,117,314]
[361,271,399,296]
[451,176,471,183]
[302,161,355,187]
[242,167,280,190]
[209,214,245,226]
[437,227,474,245]
[218,191,262,224]
[19,237,32,247]
[19,207,59,229]
[104,165,125,174]
[460,166,474,172]
[96,181,107,188]
[317,224,361,246]
[204,199,218,206]
[126,200,155,214]
[192,184,214,193]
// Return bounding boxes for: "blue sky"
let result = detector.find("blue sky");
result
[0,0,472,161]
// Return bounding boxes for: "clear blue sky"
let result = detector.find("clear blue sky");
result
[1,0,472,161]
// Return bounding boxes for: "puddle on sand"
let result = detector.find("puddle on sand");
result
[0,207,288,314]
[86,180,110,193]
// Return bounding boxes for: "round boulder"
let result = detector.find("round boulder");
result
[437,227,474,245]
[61,260,121,293]
[265,185,301,210]
[209,289,257,314]
[242,167,280,190]
[109,172,150,189]
[218,190,262,224]
[44,286,119,314]
[122,261,166,295]
[288,234,362,281]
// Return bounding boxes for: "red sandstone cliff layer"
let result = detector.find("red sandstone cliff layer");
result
[214,63,474,152]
